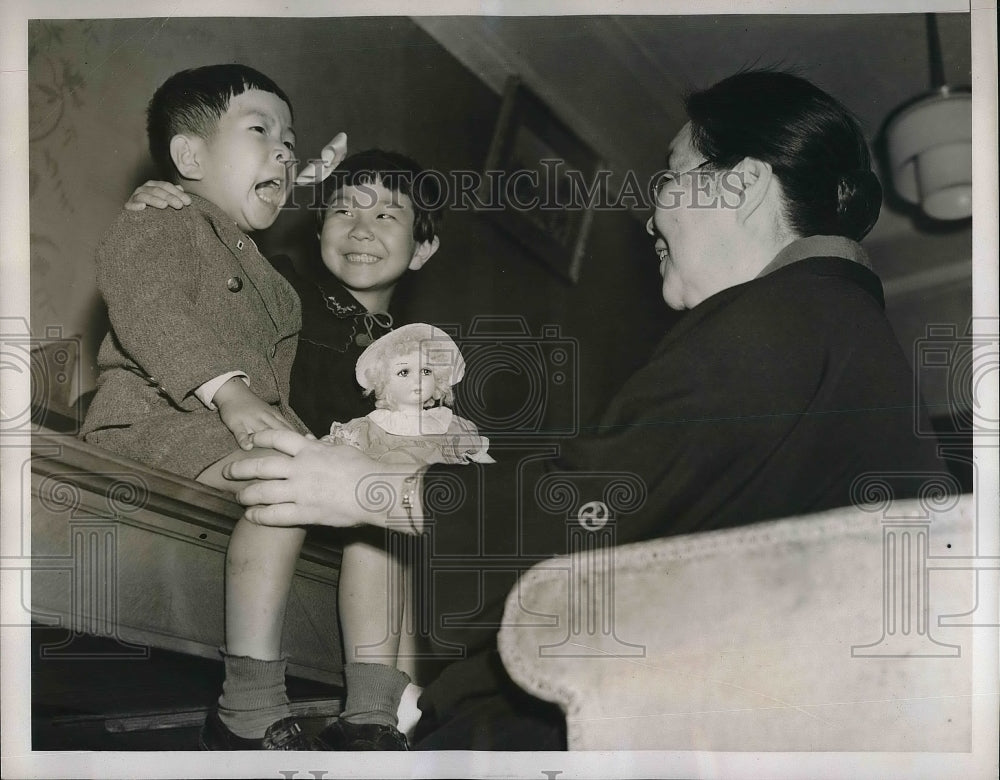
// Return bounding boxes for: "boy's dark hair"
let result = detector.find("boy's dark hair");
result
[147,64,293,181]
[318,149,443,244]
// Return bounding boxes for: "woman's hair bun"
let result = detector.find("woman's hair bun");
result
[836,169,882,241]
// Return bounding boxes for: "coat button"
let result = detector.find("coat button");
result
[236,240,244,250]
[227,276,243,292]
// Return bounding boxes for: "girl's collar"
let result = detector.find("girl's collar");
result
[315,277,367,318]
[313,277,393,347]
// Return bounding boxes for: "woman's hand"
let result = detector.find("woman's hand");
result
[124,181,191,211]
[224,429,419,531]
[294,132,348,185]
[213,378,295,450]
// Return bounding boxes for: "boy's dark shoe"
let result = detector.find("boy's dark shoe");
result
[316,719,409,750]
[199,710,314,750]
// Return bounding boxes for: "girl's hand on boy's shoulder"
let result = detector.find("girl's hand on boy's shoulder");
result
[124,181,191,211]
[213,378,295,450]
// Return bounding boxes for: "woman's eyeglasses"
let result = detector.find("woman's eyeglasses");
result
[649,160,714,204]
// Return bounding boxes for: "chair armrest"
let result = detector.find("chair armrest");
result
[498,495,978,751]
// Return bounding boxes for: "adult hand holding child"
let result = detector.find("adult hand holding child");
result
[225,428,425,531]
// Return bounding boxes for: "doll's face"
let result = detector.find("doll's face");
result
[381,349,437,411]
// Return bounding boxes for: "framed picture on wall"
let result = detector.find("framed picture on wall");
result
[479,76,603,284]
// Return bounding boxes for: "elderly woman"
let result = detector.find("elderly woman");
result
[229,70,947,749]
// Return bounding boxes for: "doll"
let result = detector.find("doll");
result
[318,324,492,750]
[323,323,493,465]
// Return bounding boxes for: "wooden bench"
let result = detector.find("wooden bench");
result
[30,428,344,686]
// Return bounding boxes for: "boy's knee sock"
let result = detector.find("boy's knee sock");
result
[217,653,291,739]
[340,662,410,728]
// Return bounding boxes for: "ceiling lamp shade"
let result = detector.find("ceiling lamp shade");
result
[885,86,972,221]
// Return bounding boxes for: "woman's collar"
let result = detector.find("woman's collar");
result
[756,235,873,279]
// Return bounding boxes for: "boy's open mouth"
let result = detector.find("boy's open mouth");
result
[254,178,284,205]
[345,253,382,264]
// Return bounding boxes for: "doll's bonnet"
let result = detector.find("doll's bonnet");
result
[355,323,465,391]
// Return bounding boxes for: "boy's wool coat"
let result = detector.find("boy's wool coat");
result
[81,194,307,478]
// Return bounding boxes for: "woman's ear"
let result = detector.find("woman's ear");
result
[408,235,440,271]
[169,134,205,181]
[728,157,774,225]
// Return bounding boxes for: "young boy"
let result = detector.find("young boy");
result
[82,64,316,750]
[125,149,444,750]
